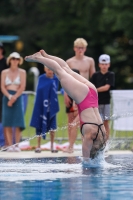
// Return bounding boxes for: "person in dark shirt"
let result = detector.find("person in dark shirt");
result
[91,54,115,139]
[0,43,7,73]
[0,43,8,148]
[0,43,8,119]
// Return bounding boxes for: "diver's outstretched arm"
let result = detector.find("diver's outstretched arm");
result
[82,136,93,159]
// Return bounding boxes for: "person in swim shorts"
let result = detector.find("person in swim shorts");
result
[63,69,80,153]
[25,50,107,161]
[64,38,96,153]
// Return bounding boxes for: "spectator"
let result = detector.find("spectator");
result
[30,66,59,153]
[63,69,80,153]
[64,38,96,153]
[1,52,26,152]
[0,42,8,148]
[91,54,115,139]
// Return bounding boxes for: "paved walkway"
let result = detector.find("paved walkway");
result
[0,150,132,159]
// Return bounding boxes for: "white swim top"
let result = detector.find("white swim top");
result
[5,75,21,86]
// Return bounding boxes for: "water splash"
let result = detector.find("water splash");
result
[82,151,120,168]
[0,158,84,181]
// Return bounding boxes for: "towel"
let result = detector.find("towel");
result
[30,74,59,133]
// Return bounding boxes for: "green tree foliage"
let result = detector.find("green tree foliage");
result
[0,0,133,89]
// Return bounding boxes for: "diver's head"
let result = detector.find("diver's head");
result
[90,142,106,159]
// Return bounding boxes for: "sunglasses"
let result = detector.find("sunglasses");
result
[11,57,20,61]
[75,46,85,50]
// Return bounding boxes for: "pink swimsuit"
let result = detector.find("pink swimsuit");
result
[77,87,106,150]
[77,87,98,125]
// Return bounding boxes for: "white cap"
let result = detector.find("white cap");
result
[99,54,110,64]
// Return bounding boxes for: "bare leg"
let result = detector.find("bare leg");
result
[50,131,58,152]
[25,52,89,104]
[64,113,79,153]
[69,114,79,148]
[12,127,22,152]
[40,50,96,90]
[15,128,21,144]
[37,136,41,148]
[34,136,42,153]
[50,131,55,151]
[3,128,9,146]
[40,50,69,72]
[5,127,13,146]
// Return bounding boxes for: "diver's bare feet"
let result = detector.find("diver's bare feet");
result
[63,147,74,153]
[40,49,48,57]
[25,52,43,62]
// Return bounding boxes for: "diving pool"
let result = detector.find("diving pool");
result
[0,155,133,200]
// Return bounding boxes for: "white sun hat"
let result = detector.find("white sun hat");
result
[7,52,23,65]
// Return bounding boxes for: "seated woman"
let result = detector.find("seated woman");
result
[1,52,26,152]
[25,50,107,160]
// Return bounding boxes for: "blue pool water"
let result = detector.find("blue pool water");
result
[0,155,133,200]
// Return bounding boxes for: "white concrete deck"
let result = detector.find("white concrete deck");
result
[0,150,132,159]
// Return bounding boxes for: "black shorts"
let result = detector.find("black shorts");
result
[66,96,75,113]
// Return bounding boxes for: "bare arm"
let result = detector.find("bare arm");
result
[6,70,26,106]
[64,91,71,107]
[64,60,74,107]
[82,136,93,160]
[89,58,96,78]
[13,70,26,99]
[97,84,110,92]
[8,70,26,106]
[1,70,11,98]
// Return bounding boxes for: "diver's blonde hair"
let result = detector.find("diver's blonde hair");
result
[74,38,88,47]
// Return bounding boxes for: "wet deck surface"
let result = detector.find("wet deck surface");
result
[0,150,132,159]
